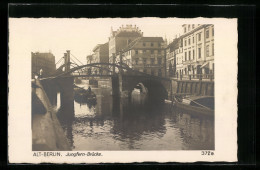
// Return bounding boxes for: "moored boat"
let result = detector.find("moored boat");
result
[173,95,214,116]
[164,99,173,104]
[74,84,97,102]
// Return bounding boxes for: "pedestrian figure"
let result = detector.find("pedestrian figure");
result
[88,86,91,93]
[39,69,43,78]
[34,73,39,80]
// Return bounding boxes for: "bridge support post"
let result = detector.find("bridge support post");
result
[64,50,71,72]
[58,77,74,118]
[170,80,173,103]
[40,80,58,106]
[111,75,120,96]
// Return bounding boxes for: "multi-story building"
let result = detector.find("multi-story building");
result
[86,54,94,64]
[31,52,56,78]
[86,42,109,75]
[92,42,109,74]
[92,42,109,63]
[178,24,214,78]
[166,37,183,77]
[108,25,143,66]
[119,37,166,77]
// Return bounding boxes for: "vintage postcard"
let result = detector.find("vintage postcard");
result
[8,17,237,163]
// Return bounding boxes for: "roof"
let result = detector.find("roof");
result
[122,37,164,52]
[182,24,212,38]
[139,37,164,42]
[92,42,108,52]
[167,38,182,51]
[92,44,102,52]
[116,31,142,37]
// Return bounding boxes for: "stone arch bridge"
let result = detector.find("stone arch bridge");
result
[41,62,172,108]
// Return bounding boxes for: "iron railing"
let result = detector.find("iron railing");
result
[169,74,214,81]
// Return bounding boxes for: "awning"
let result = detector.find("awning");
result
[200,62,209,68]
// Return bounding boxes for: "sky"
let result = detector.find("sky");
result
[9,18,187,64]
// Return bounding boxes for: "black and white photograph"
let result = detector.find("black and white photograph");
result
[9,17,237,163]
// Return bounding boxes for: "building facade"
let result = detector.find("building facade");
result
[92,42,109,74]
[86,42,109,75]
[176,24,214,78]
[31,52,56,78]
[108,25,143,66]
[119,37,166,77]
[86,54,94,64]
[166,37,183,77]
[92,42,109,63]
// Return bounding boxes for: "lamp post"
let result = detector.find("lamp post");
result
[112,53,115,75]
[188,61,192,80]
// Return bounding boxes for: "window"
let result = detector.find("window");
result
[151,58,155,65]
[158,69,162,76]
[193,50,195,59]
[151,70,154,75]
[185,52,187,61]
[184,40,186,46]
[184,27,186,33]
[193,37,194,43]
[151,42,154,47]
[206,30,209,38]
[158,50,161,54]
[158,42,161,47]
[143,42,146,46]
[212,28,214,36]
[158,58,162,64]
[188,38,190,45]
[206,45,209,57]
[143,69,147,73]
[192,24,195,28]
[188,25,190,31]
[143,58,147,64]
[135,50,138,55]
[198,33,201,41]
[212,43,214,55]
[143,50,146,53]
[151,50,154,54]
[135,58,138,64]
[198,48,201,58]
[189,51,191,60]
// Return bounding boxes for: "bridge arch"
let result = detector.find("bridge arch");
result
[49,62,171,103]
[53,62,135,78]
[123,76,169,103]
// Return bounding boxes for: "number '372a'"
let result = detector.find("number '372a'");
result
[201,151,214,155]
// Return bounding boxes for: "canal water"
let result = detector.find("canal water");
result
[56,79,214,150]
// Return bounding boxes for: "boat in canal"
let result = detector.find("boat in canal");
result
[173,95,214,116]
[74,84,97,103]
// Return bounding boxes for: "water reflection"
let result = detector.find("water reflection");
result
[56,80,214,150]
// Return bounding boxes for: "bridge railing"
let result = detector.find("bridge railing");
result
[170,74,214,81]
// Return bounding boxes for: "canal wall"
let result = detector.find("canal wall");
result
[32,79,71,151]
[171,79,214,96]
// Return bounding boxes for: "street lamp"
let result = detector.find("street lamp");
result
[188,60,192,80]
